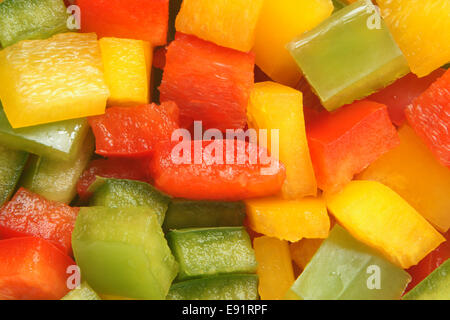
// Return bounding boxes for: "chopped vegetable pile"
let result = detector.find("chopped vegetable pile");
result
[0,0,448,300]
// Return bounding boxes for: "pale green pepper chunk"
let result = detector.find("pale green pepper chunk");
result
[0,106,90,161]
[287,0,409,111]
[72,207,178,300]
[21,132,94,204]
[287,225,411,300]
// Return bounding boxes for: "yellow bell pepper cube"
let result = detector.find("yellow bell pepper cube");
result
[0,33,109,128]
[253,236,295,300]
[175,0,264,52]
[358,125,450,233]
[245,196,330,242]
[289,238,323,271]
[325,180,445,269]
[247,81,317,198]
[378,0,450,77]
[99,37,152,107]
[253,0,333,87]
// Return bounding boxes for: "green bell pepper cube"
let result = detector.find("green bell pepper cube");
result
[163,200,246,232]
[20,132,94,204]
[61,282,101,300]
[72,207,178,300]
[0,0,69,48]
[287,0,409,111]
[167,227,257,281]
[287,225,411,300]
[403,259,450,300]
[167,274,259,300]
[0,106,90,161]
[0,144,28,206]
[88,177,171,225]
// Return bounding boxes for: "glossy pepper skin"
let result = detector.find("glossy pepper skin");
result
[307,100,399,192]
[0,0,68,48]
[253,0,333,86]
[72,207,178,300]
[175,0,263,52]
[358,125,450,233]
[247,82,317,198]
[88,102,179,158]
[325,181,445,269]
[77,0,169,47]
[253,236,295,300]
[0,188,79,255]
[245,196,330,242]
[167,227,257,281]
[0,237,75,300]
[150,139,286,201]
[99,37,152,107]
[20,133,95,204]
[0,106,90,162]
[160,32,254,132]
[368,69,446,126]
[287,225,411,300]
[0,33,109,128]
[377,0,450,77]
[287,0,409,111]
[405,69,450,168]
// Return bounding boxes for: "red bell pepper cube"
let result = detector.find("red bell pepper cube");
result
[77,158,150,201]
[160,32,254,132]
[0,188,79,255]
[369,69,446,126]
[150,139,286,200]
[405,230,450,294]
[405,69,450,167]
[307,100,400,192]
[77,0,169,47]
[0,237,75,300]
[88,102,180,158]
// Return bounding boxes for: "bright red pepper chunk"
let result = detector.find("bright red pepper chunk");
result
[0,188,79,255]
[0,237,75,300]
[76,0,169,47]
[405,69,450,167]
[405,230,450,293]
[160,32,254,132]
[150,139,285,201]
[88,102,180,158]
[369,69,446,126]
[307,100,400,192]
